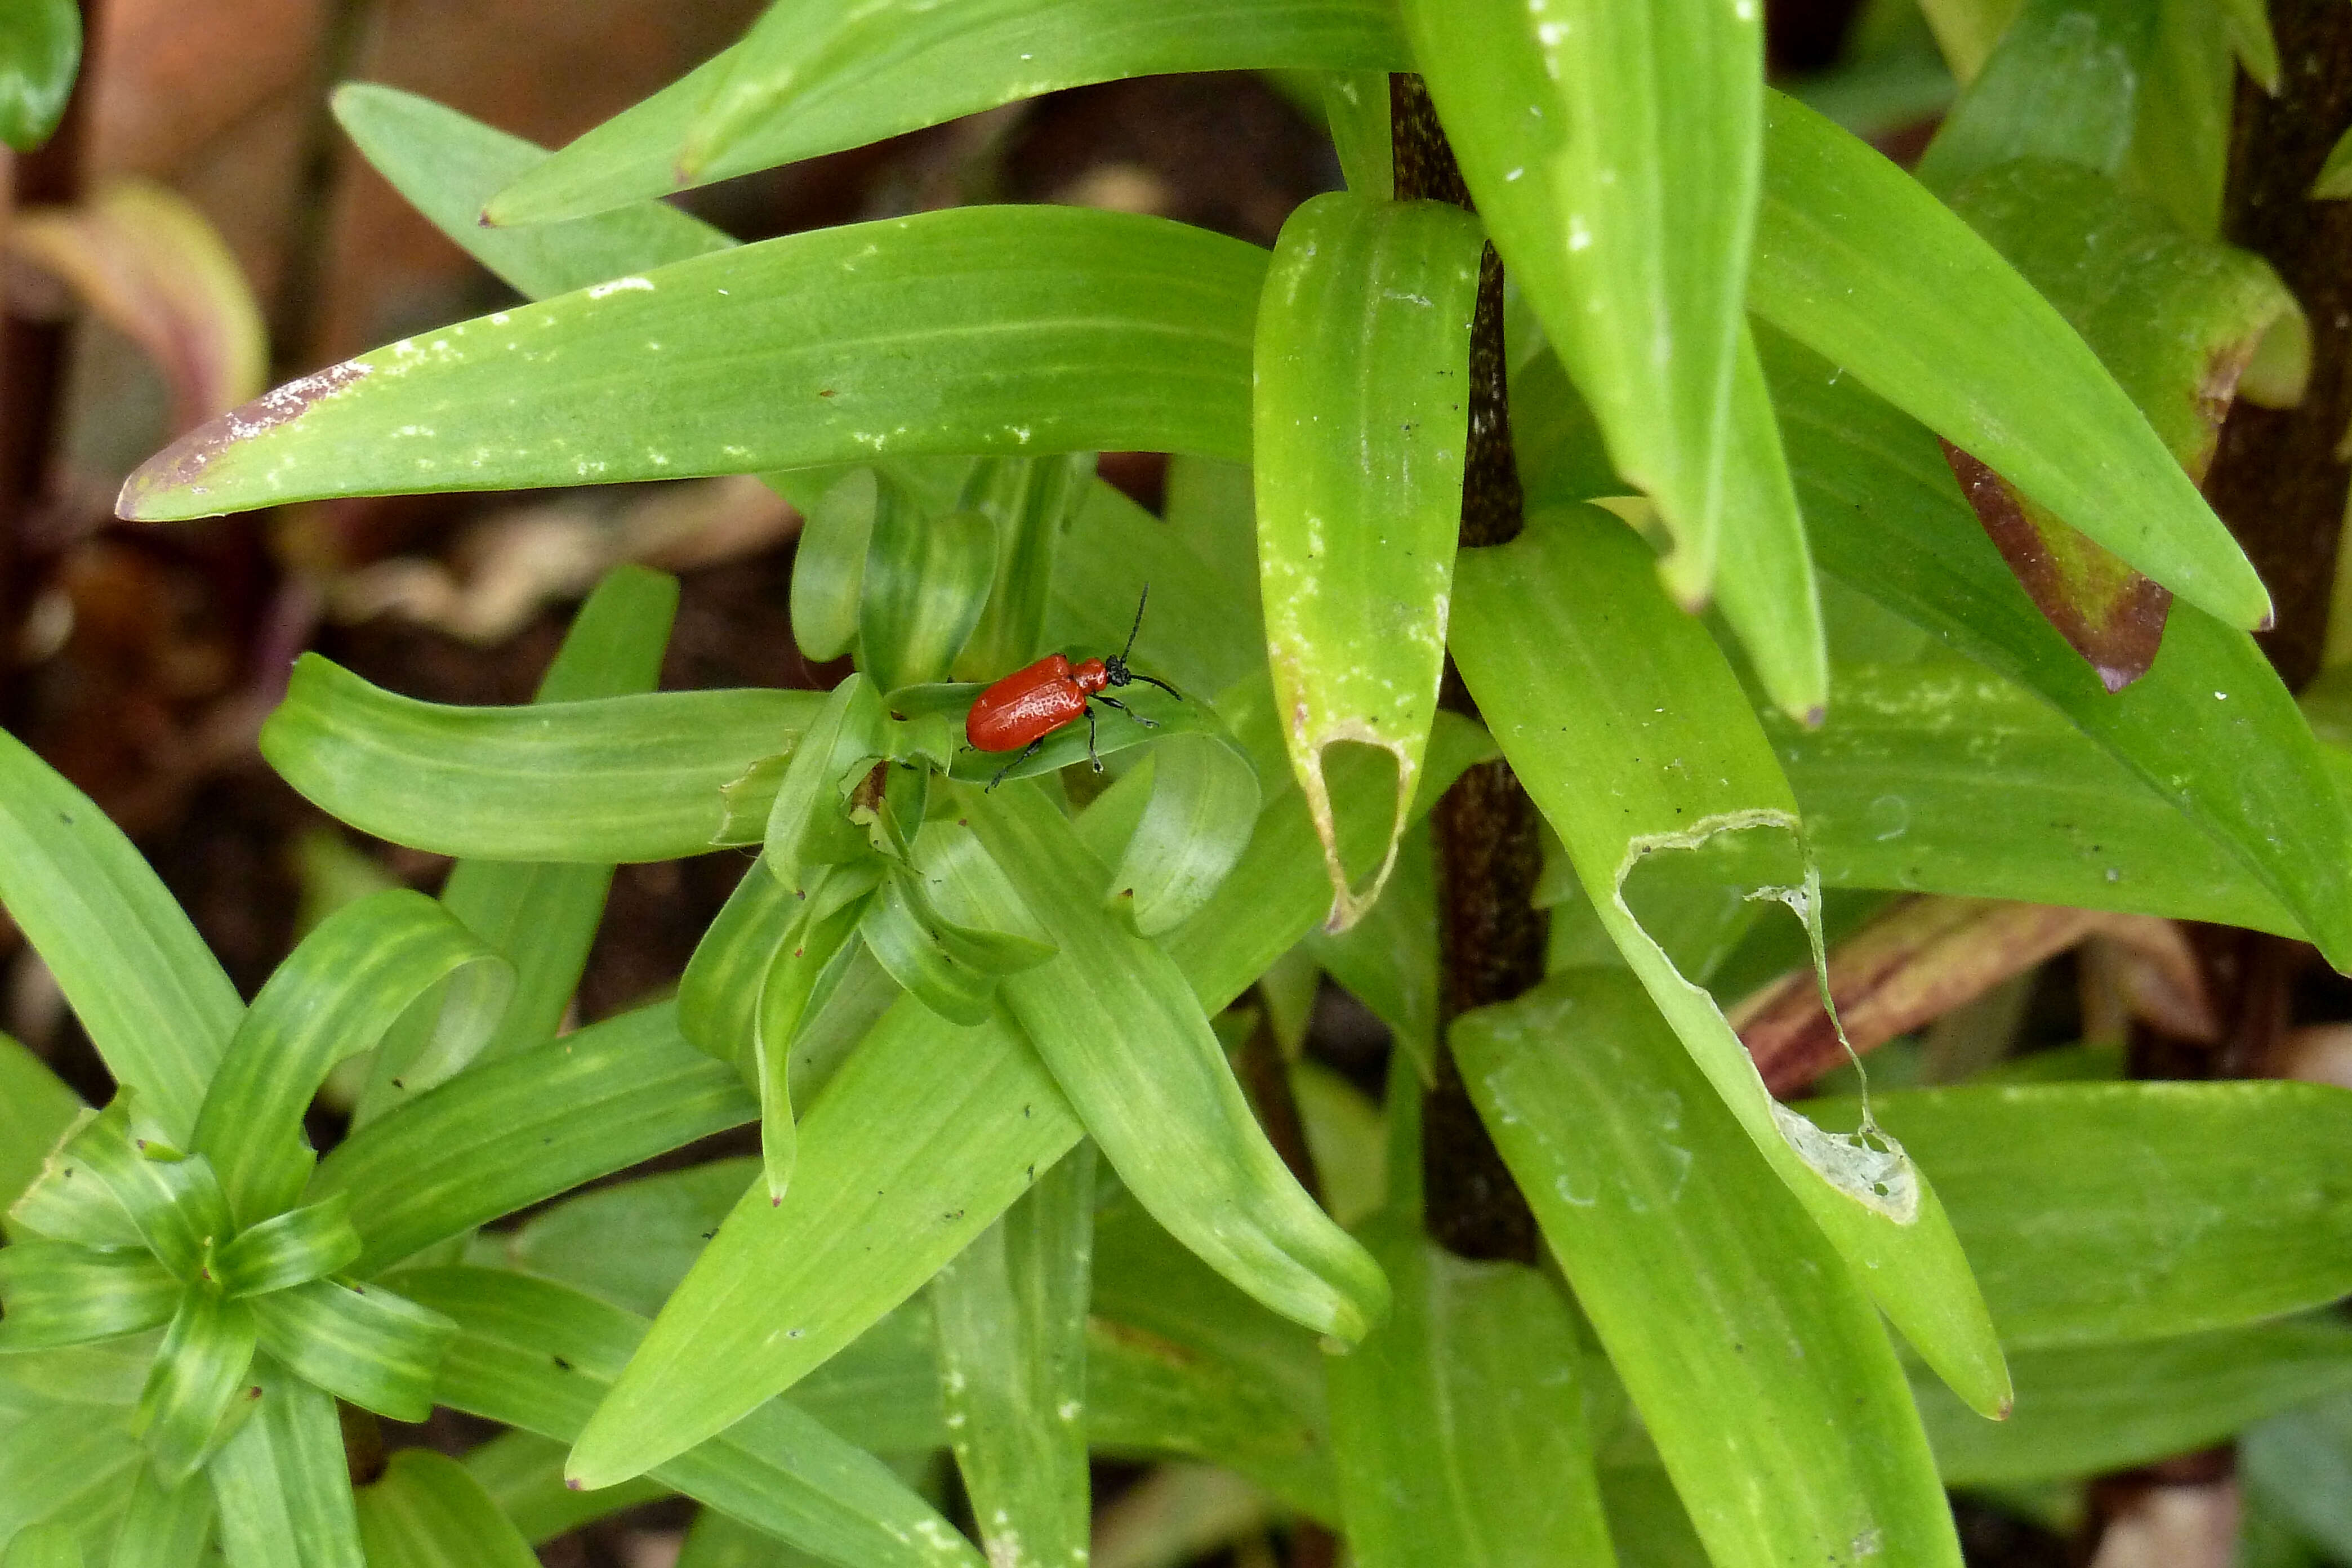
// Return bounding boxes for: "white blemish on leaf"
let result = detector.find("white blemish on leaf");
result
[587,276,655,298]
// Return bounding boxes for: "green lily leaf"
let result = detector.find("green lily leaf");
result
[1325,1213,1612,1564]
[1750,90,2268,631]
[952,454,1097,681]
[1,1523,81,1568]
[118,209,1266,521]
[135,1289,259,1487]
[495,1160,756,1320]
[0,0,77,152]
[206,1357,364,1568]
[461,1431,669,1545]
[859,482,996,693]
[1324,69,1393,198]
[484,0,1404,223]
[0,1400,138,1547]
[858,866,1004,1028]
[1103,732,1263,937]
[1253,190,1481,928]
[931,1144,1094,1568]
[20,1101,231,1279]
[0,1244,179,1351]
[1712,331,1829,720]
[1450,506,2008,1416]
[751,890,871,1201]
[329,84,731,301]
[210,1197,361,1299]
[107,1467,215,1568]
[1762,322,2352,968]
[965,781,1386,1343]
[1763,662,2297,932]
[1916,1322,2352,1485]
[792,468,879,663]
[354,1448,538,1568]
[0,733,241,1148]
[764,676,888,894]
[364,565,678,1131]
[679,867,799,1067]
[1459,969,1965,1568]
[191,889,506,1228]
[1161,709,1493,1013]
[389,1266,983,1567]
[0,1039,80,1224]
[261,656,818,862]
[311,1002,755,1277]
[1913,0,2154,194]
[1813,1081,2352,1349]
[250,1279,455,1423]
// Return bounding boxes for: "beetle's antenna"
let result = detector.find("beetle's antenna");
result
[1129,672,1183,700]
[1120,584,1150,663]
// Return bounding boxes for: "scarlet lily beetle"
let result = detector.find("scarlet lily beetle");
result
[966,587,1182,788]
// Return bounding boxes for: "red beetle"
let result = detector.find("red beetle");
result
[967,589,1182,787]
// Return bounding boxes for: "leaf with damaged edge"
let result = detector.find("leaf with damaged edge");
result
[1759,322,2352,968]
[260,657,817,862]
[1458,969,1965,1568]
[930,1143,1094,1568]
[1932,161,2297,688]
[0,733,241,1147]
[964,782,1386,1343]
[389,1266,982,1568]
[206,1358,364,1568]
[1751,90,2270,631]
[354,1448,539,1568]
[192,890,506,1228]
[486,0,1404,224]
[1807,1081,2352,1349]
[309,1003,756,1277]
[1325,1213,1613,1565]
[118,209,1265,522]
[1254,191,1480,929]
[1449,506,2009,1416]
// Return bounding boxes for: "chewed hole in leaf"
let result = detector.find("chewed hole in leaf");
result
[1294,736,1407,934]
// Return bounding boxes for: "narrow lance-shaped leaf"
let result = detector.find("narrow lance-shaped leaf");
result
[1912,0,2156,194]
[1103,732,1262,937]
[210,1196,361,1299]
[859,481,996,692]
[1325,1213,1614,1566]
[1448,507,2009,1416]
[1758,322,2352,968]
[931,1143,1095,1568]
[964,781,1387,1343]
[136,1289,259,1487]
[0,732,241,1147]
[108,1466,215,1568]
[486,0,1406,224]
[250,1278,455,1423]
[0,1243,179,1351]
[1458,969,1965,1568]
[390,1266,983,1568]
[1749,90,2270,630]
[1532,0,1762,608]
[261,657,818,863]
[1253,190,1481,929]
[329,84,732,302]
[205,1357,364,1568]
[310,1003,756,1279]
[751,890,870,1201]
[353,1449,539,1568]
[191,890,506,1228]
[1932,160,2298,689]
[16,1098,232,1276]
[119,208,1267,522]
[365,563,680,1127]
[792,470,878,663]
[1398,0,1825,716]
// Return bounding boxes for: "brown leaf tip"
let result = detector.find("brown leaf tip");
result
[118,359,373,518]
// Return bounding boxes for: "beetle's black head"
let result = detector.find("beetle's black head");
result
[1103,654,1182,700]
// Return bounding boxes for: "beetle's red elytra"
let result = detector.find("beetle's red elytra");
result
[965,588,1181,787]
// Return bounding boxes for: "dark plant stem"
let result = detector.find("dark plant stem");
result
[2203,0,2352,692]
[1392,74,1544,1265]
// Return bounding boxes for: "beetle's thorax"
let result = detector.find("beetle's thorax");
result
[1071,657,1111,694]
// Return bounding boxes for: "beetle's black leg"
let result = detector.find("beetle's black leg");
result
[1085,705,1104,772]
[1095,694,1158,729]
[987,737,1045,791]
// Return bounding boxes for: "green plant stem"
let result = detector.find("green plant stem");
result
[1392,72,1544,1266]
[2204,0,2352,691]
